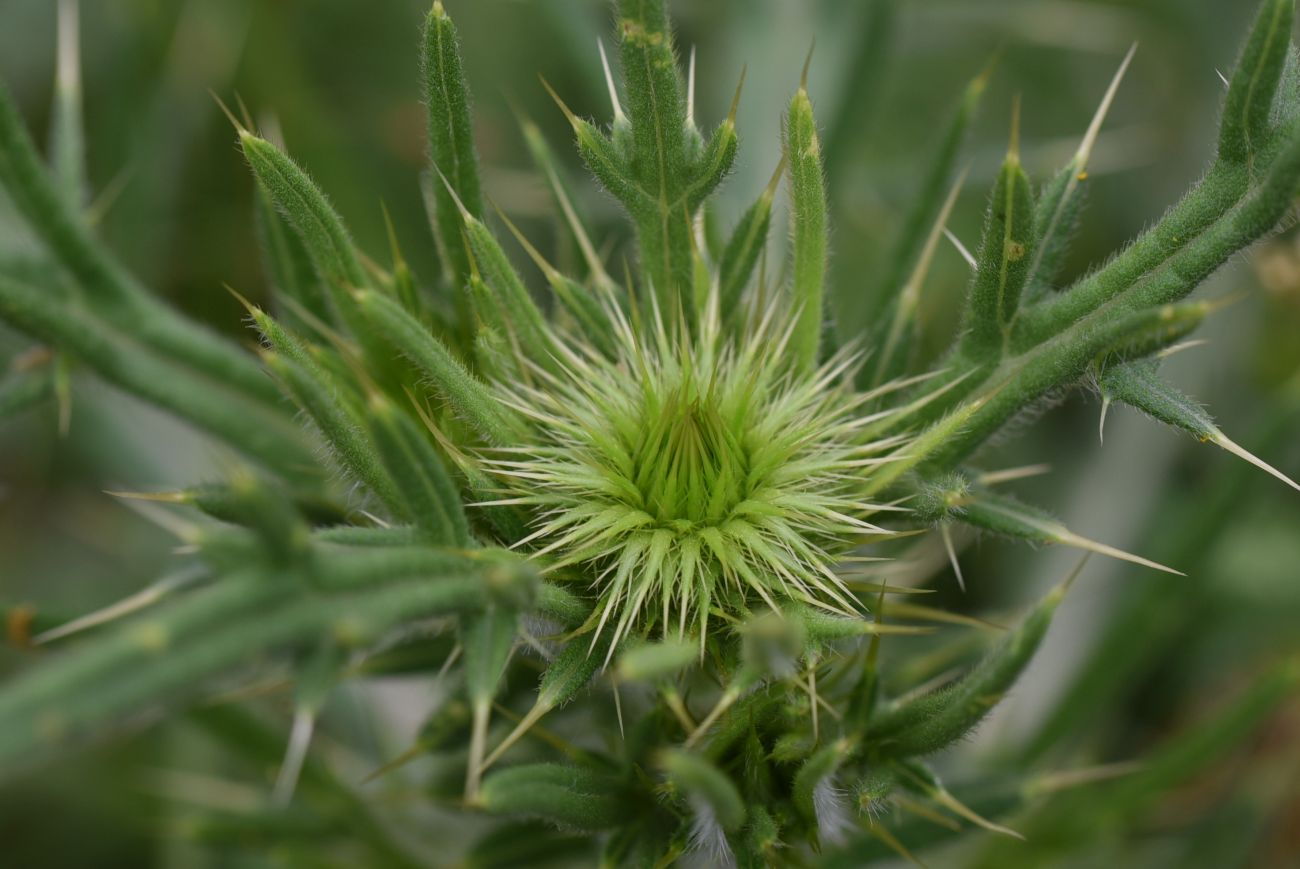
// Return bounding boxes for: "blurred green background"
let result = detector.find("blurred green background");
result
[2,0,1298,866]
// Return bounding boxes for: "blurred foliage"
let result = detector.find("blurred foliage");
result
[1,0,1298,866]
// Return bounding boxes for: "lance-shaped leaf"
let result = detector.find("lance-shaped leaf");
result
[661,749,747,833]
[0,567,514,778]
[252,308,403,513]
[1219,0,1295,166]
[962,103,1035,357]
[1100,358,1300,492]
[786,74,829,373]
[869,576,1070,757]
[480,764,627,833]
[254,181,332,331]
[954,488,1182,574]
[423,1,483,293]
[448,192,559,374]
[0,273,319,481]
[240,132,369,322]
[353,288,522,444]
[0,85,285,410]
[367,392,470,546]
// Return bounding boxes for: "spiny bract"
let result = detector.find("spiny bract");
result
[489,293,907,655]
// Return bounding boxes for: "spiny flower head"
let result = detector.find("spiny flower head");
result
[487,293,907,654]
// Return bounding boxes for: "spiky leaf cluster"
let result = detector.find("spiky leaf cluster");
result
[0,0,1298,866]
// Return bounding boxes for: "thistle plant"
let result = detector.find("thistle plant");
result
[1,0,1299,866]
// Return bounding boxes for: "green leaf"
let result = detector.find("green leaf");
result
[786,82,828,373]
[0,273,319,482]
[1219,0,1295,166]
[480,764,627,833]
[253,310,404,512]
[423,1,484,297]
[661,748,747,832]
[353,288,522,444]
[367,392,470,546]
[253,181,333,331]
[963,105,1035,357]
[869,579,1068,757]
[1101,357,1300,492]
[239,132,369,322]
[954,489,1181,574]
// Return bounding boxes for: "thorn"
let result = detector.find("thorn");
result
[940,524,965,592]
[104,488,191,504]
[868,818,928,867]
[209,90,248,135]
[975,463,1052,486]
[931,787,1025,841]
[53,355,72,438]
[1156,339,1209,359]
[233,91,255,133]
[597,39,626,124]
[1057,553,1091,598]
[763,154,788,201]
[1099,395,1110,445]
[1210,429,1300,494]
[943,227,978,271]
[1216,68,1230,89]
[1008,94,1022,162]
[465,699,490,804]
[84,166,133,227]
[55,0,80,96]
[433,165,473,220]
[360,739,430,785]
[492,200,559,280]
[612,677,626,740]
[1076,43,1136,167]
[687,46,697,127]
[222,282,260,318]
[538,75,581,130]
[272,707,316,806]
[380,202,406,269]
[727,64,747,126]
[800,40,815,91]
[481,698,553,772]
[1054,529,1183,576]
[33,567,202,644]
[1029,760,1142,796]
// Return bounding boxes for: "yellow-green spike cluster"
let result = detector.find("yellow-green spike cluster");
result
[486,293,905,654]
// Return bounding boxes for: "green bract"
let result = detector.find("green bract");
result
[0,0,1298,865]
[489,293,904,655]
